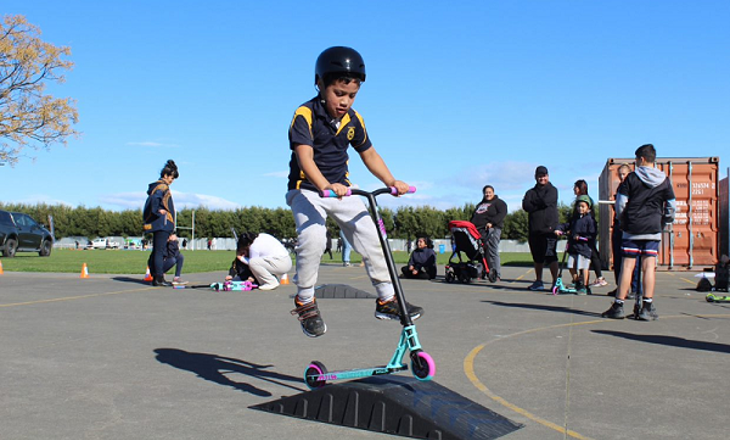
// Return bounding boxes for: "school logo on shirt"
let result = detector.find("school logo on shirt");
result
[347,126,355,140]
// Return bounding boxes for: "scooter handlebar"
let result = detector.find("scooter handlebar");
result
[320,186,416,198]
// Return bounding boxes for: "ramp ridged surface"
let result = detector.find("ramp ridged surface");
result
[251,375,523,439]
[314,284,377,299]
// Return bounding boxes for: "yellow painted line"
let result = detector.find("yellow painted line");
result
[0,286,156,308]
[464,320,603,440]
[510,269,533,283]
[464,314,730,438]
[664,271,702,285]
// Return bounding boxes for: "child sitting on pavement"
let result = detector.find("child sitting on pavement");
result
[224,232,292,291]
[554,195,597,295]
[401,236,437,280]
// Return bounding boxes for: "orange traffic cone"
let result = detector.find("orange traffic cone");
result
[80,263,90,279]
[144,266,153,282]
[280,273,290,285]
[0,260,4,275]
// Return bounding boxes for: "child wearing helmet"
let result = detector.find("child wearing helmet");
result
[286,46,421,338]
[555,195,597,295]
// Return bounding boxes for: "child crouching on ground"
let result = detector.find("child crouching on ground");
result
[555,195,597,295]
[225,232,292,291]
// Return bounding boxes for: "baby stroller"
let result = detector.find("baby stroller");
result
[444,220,493,283]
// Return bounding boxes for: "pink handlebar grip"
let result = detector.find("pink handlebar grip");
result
[390,186,417,195]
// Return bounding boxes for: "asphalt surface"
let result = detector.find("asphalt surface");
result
[1,264,728,440]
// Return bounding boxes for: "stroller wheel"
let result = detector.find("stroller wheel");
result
[445,268,455,283]
[459,272,471,284]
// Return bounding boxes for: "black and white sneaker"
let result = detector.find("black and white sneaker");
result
[375,298,423,321]
[601,301,625,319]
[637,301,658,321]
[291,297,326,337]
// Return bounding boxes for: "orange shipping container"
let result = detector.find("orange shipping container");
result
[598,157,720,271]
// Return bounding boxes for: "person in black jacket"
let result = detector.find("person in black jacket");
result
[143,160,179,287]
[401,236,437,279]
[555,195,596,295]
[522,165,560,291]
[471,185,508,282]
[602,144,676,321]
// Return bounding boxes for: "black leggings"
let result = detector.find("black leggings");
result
[589,240,602,277]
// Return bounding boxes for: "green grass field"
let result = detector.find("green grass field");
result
[0,249,534,274]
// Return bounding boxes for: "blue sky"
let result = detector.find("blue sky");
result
[2,1,728,214]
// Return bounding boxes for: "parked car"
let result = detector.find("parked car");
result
[92,237,122,250]
[0,210,54,257]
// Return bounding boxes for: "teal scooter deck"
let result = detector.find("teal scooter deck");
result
[304,187,436,389]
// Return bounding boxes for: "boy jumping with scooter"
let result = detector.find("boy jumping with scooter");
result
[286,46,422,338]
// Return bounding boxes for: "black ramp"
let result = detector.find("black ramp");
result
[314,284,377,299]
[251,375,523,439]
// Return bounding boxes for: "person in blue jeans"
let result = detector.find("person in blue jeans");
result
[340,229,352,267]
[608,163,641,299]
[162,234,187,286]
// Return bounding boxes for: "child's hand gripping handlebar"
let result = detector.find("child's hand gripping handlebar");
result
[320,186,417,198]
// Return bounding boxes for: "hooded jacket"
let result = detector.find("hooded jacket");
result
[616,166,676,240]
[522,182,559,235]
[471,195,508,231]
[556,213,596,259]
[143,180,175,233]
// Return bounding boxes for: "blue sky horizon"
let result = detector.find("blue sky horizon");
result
[2,1,728,214]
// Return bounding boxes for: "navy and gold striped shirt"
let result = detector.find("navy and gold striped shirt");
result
[287,97,372,191]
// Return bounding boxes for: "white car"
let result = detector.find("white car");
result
[92,238,121,250]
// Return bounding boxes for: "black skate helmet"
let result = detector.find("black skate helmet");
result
[315,46,366,86]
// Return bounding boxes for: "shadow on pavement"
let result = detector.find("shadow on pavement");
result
[112,276,150,285]
[481,300,602,317]
[154,348,306,397]
[592,330,730,354]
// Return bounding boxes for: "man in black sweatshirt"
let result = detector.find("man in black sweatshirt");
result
[522,166,560,291]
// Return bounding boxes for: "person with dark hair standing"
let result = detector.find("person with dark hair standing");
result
[401,236,437,279]
[471,185,508,282]
[607,164,641,299]
[603,144,676,320]
[324,229,333,259]
[225,232,292,291]
[522,165,560,291]
[572,179,607,289]
[143,160,179,287]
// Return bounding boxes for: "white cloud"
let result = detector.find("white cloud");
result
[101,191,241,211]
[3,195,75,207]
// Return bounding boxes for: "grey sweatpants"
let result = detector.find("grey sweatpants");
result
[286,189,394,302]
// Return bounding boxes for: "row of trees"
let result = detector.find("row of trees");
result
[0,202,577,242]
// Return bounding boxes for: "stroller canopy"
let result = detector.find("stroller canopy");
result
[448,220,481,240]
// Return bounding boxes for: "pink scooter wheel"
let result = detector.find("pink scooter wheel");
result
[410,351,435,381]
[304,361,327,389]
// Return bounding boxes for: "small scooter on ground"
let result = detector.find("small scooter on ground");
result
[303,187,436,390]
[552,241,578,295]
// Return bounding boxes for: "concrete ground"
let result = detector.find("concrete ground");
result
[1,264,728,440]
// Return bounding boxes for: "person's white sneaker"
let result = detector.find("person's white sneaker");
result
[258,282,280,291]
